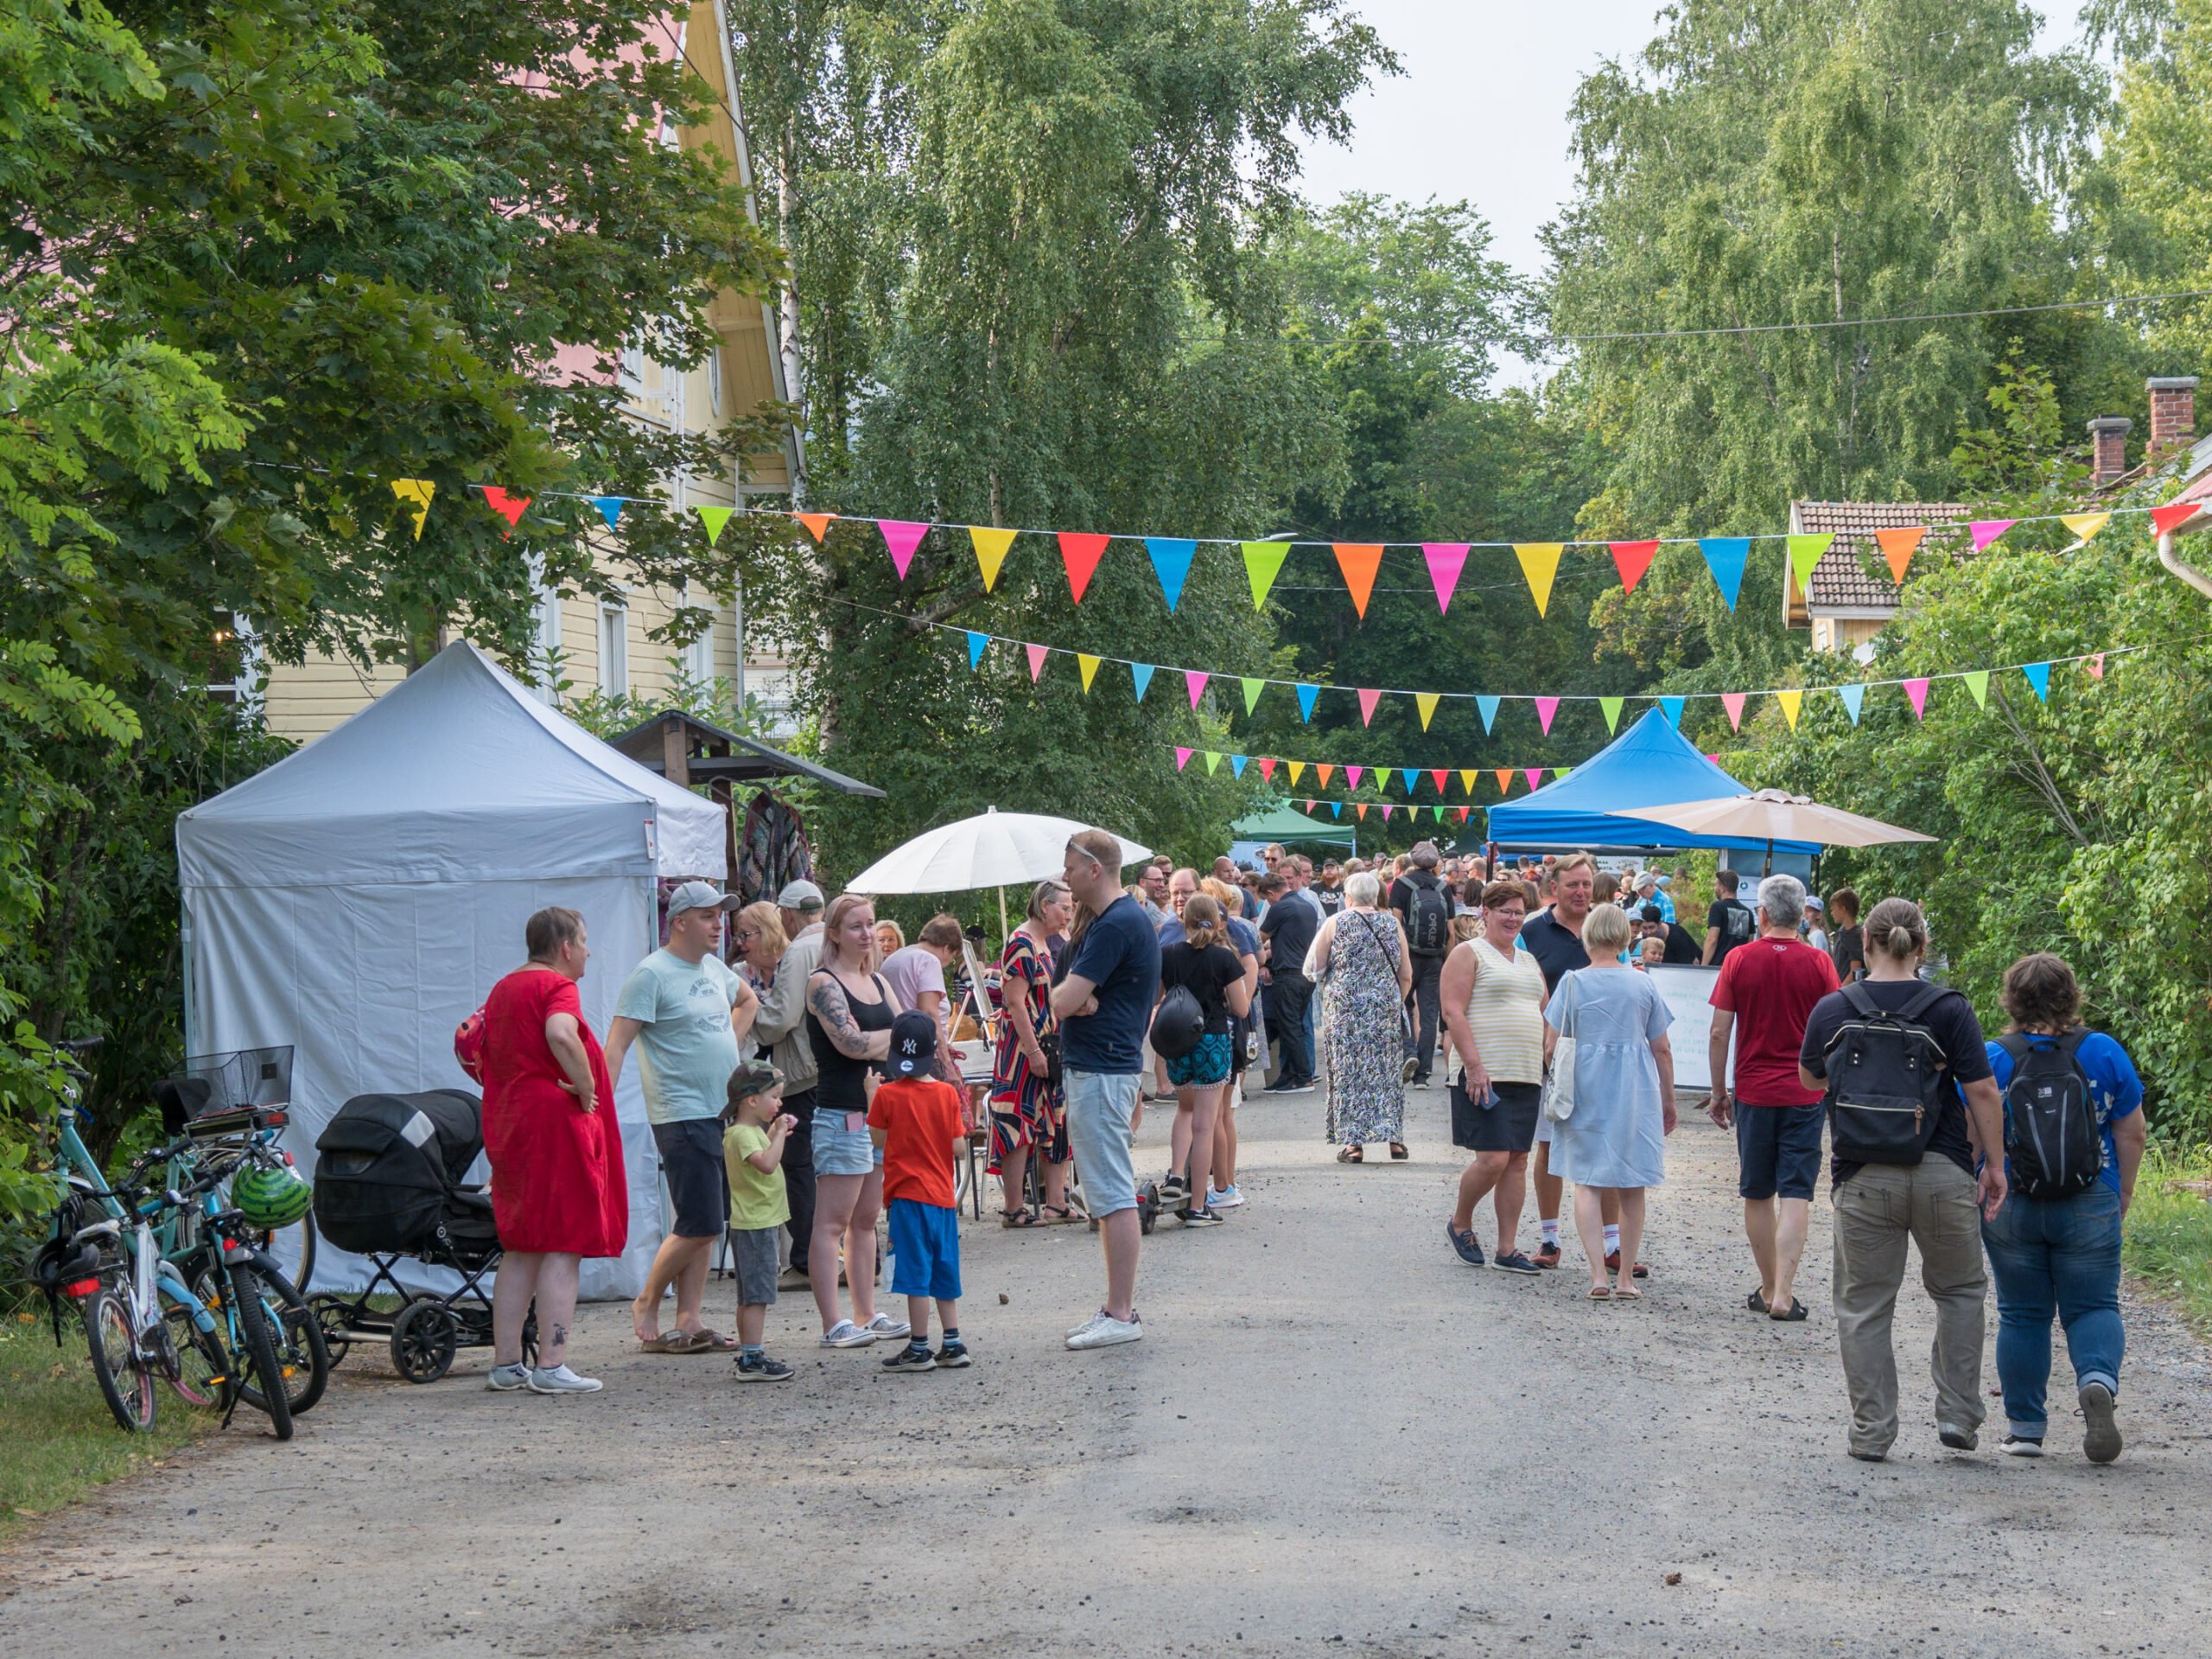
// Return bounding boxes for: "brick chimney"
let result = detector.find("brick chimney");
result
[2148,376,2197,457]
[2087,416,2131,486]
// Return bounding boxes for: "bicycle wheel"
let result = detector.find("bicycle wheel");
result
[85,1287,157,1433]
[160,1290,233,1410]
[234,1264,328,1417]
[226,1264,294,1440]
[256,1211,316,1292]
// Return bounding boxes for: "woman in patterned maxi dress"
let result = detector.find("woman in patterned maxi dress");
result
[1313,871,1414,1161]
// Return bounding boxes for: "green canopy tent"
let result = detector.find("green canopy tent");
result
[1230,802,1356,861]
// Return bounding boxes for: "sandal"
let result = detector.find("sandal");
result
[689,1328,740,1351]
[1035,1204,1080,1224]
[1768,1298,1808,1322]
[1337,1146,1363,1163]
[1611,1287,1643,1302]
[643,1330,706,1354]
[1389,1143,1409,1160]
[1586,1285,1612,1300]
[1000,1207,1037,1228]
[1746,1290,1769,1314]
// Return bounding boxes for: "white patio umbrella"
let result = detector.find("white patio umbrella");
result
[1616,788,1936,874]
[842,807,1152,938]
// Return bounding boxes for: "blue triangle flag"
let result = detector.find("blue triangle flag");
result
[1296,683,1319,722]
[1330,801,1343,819]
[1838,683,1866,724]
[1699,537,1751,611]
[1145,537,1198,613]
[1660,696,1686,728]
[1131,663,1154,702]
[966,632,988,670]
[1476,695,1500,734]
[1400,768,1420,795]
[2022,662,2050,702]
[591,495,625,529]
[1230,754,1248,779]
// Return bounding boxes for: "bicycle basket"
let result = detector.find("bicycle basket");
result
[160,1046,294,1127]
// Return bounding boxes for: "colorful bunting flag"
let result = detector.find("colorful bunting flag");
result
[1415,692,1440,730]
[1837,684,1865,725]
[1330,802,1344,819]
[1659,696,1686,728]
[2151,502,2202,536]
[1287,760,1305,785]
[1721,691,1746,731]
[1535,696,1559,734]
[1705,754,1722,766]
[1346,766,1365,789]
[970,526,1017,591]
[1175,747,1193,771]
[2087,652,2104,680]
[1786,533,1833,596]
[1424,543,1470,613]
[880,520,928,579]
[1522,768,1544,792]
[1316,764,1335,787]
[391,479,435,539]
[1494,769,1513,794]
[1296,683,1320,722]
[482,487,531,534]
[1699,537,1751,611]
[966,632,988,670]
[1147,537,1197,612]
[1205,752,1223,774]
[1968,520,2016,552]
[696,505,734,548]
[1077,653,1101,691]
[1356,804,1369,820]
[1476,696,1500,734]
[1459,769,1478,795]
[792,512,836,543]
[1242,542,1290,610]
[1185,670,1209,709]
[1904,677,1929,718]
[1775,690,1802,730]
[1515,543,1563,617]
[1058,531,1109,602]
[1610,540,1658,594]
[1379,804,1394,821]
[1873,526,1925,583]
[1025,643,1049,683]
[590,494,623,531]
[2022,662,2050,702]
[2059,513,2108,544]
[1258,758,1276,782]
[1131,663,1154,702]
[1963,670,1990,709]
[1333,543,1385,618]
[1357,689,1383,727]
[1230,755,1247,779]
[1599,696,1624,734]
[1241,677,1265,715]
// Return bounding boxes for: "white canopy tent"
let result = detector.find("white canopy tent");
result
[176,640,727,1298]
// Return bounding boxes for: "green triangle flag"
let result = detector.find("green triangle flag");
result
[1786,533,1833,594]
[1242,542,1291,610]
[1240,677,1265,715]
[1599,696,1624,734]
[1963,670,1990,709]
[1204,751,1223,774]
[696,505,734,548]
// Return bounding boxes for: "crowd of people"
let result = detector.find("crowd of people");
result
[458,836,2152,1464]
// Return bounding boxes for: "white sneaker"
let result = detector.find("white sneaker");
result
[486,1363,530,1391]
[861,1313,911,1340]
[1207,1185,1244,1208]
[1066,1311,1142,1351]
[525,1364,601,1394]
[820,1319,875,1348]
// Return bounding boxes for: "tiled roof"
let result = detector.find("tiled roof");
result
[1790,499,1967,610]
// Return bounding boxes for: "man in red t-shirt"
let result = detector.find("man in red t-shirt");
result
[868,1011,971,1371]
[1707,873,1840,1324]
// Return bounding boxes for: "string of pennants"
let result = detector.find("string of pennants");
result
[1168,749,1576,804]
[385,484,2207,620]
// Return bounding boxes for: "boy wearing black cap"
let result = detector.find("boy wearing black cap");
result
[868,1009,969,1371]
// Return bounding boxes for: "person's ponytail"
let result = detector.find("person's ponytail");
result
[1862,897,1927,963]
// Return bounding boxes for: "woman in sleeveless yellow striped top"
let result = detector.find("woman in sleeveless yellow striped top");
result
[1440,880,1551,1273]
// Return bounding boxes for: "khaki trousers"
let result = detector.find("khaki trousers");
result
[1831,1158,1987,1456]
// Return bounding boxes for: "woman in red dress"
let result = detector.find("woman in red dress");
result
[480,906,626,1394]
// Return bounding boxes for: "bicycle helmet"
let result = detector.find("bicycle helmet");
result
[232,1162,314,1229]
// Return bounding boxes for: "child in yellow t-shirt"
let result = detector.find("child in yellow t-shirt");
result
[721,1059,795,1381]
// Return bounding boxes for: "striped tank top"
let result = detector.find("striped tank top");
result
[1461,936,1548,1084]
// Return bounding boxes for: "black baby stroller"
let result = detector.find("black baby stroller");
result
[306,1090,534,1382]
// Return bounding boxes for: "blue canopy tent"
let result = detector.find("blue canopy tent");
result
[1482,709,1819,859]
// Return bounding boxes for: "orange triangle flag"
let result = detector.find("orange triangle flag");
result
[1493,769,1514,794]
[1872,526,1926,583]
[1315,764,1335,788]
[793,512,836,543]
[1332,543,1385,618]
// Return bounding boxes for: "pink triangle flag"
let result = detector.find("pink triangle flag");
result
[1721,692,1746,731]
[1534,696,1559,734]
[1705,753,1722,766]
[1174,747,1193,771]
[1380,804,1395,821]
[1422,543,1471,613]
[1185,671,1209,709]
[2087,652,2105,680]
[878,519,928,579]
[1357,688,1382,727]
[1025,643,1049,683]
[1904,677,1930,719]
[1969,519,2017,551]
[1345,766,1365,790]
[1522,768,1545,792]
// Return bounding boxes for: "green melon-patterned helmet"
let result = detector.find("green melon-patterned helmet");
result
[232,1162,313,1229]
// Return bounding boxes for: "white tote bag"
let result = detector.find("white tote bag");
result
[1541,970,1581,1122]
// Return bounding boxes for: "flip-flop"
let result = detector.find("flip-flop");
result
[1389,1144,1409,1160]
[689,1328,741,1351]
[1586,1285,1612,1300]
[1612,1287,1643,1302]
[1336,1146,1363,1163]
[1768,1299,1808,1322]
[1746,1290,1769,1314]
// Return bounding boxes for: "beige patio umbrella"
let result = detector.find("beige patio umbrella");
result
[1616,788,1936,874]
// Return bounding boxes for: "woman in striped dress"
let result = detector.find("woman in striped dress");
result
[1440,880,1549,1273]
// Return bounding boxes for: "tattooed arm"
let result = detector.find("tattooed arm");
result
[808,971,891,1060]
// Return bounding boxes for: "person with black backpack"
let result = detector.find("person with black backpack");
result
[1797,898,2006,1462]
[1700,868,1760,966]
[1389,842,1455,1086]
[1980,953,2146,1463]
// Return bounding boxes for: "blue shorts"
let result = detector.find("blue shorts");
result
[887,1198,961,1300]
[1166,1033,1232,1088]
[1064,1069,1141,1217]
[812,1106,884,1179]
[1735,1102,1824,1201]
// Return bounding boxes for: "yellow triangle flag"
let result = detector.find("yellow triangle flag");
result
[1459,769,1478,796]
[969,526,1017,591]
[1514,543,1564,617]
[1077,654,1101,692]
[1776,689,1803,730]
[2060,513,2110,543]
[1414,692,1440,730]
[1287,760,1306,785]
[391,479,435,539]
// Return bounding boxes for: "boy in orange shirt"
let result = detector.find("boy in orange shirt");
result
[868,1010,970,1372]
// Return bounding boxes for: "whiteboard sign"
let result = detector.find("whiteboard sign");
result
[1646,965,1733,1094]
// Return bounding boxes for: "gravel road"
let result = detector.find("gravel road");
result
[6,1084,2209,1658]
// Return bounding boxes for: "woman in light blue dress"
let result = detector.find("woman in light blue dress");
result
[1542,903,1678,1300]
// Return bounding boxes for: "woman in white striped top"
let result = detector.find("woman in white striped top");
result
[1440,880,1552,1274]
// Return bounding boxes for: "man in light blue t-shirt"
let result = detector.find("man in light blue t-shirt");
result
[607,882,759,1351]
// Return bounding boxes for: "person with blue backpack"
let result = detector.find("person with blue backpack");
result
[1981,952,2146,1463]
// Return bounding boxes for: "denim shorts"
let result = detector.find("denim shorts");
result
[1064,1069,1141,1217]
[887,1198,961,1300]
[1734,1102,1825,1201]
[812,1106,883,1179]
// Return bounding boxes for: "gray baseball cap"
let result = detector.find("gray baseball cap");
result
[776,879,826,912]
[667,880,741,918]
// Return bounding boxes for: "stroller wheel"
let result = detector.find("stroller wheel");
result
[391,1298,459,1384]
[307,1294,353,1365]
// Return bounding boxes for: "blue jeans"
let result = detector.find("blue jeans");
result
[1981,1184,2124,1440]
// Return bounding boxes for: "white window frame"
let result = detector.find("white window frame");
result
[598,600,629,697]
[530,564,563,705]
